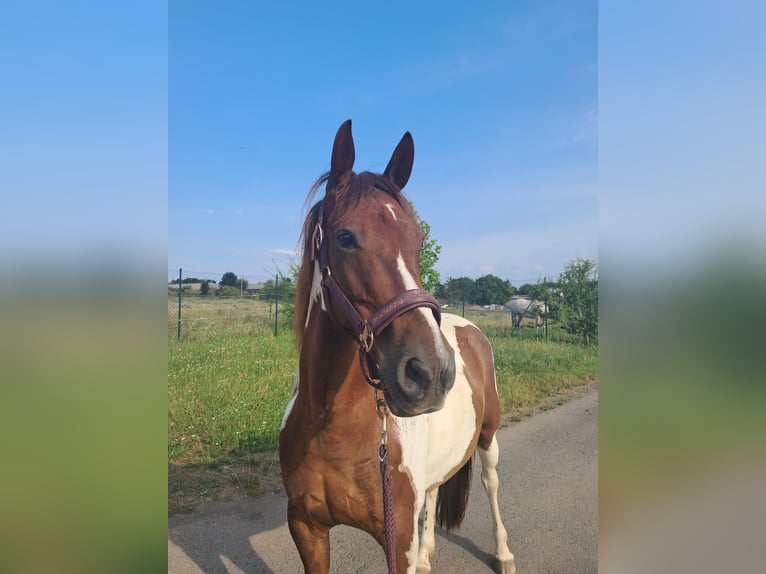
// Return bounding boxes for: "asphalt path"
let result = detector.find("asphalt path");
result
[169,389,597,573]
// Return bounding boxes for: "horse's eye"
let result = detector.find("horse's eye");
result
[336,229,357,249]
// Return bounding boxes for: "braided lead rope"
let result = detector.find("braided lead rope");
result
[377,396,398,574]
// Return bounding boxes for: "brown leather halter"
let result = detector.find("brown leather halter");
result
[310,204,442,390]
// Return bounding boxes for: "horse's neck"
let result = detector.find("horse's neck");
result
[298,310,368,421]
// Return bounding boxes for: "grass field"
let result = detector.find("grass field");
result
[168,299,597,467]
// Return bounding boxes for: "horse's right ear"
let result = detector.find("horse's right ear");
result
[328,119,355,191]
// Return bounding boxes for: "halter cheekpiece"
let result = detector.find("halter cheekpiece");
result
[310,205,442,390]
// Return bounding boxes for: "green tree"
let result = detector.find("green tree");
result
[474,274,514,306]
[439,277,475,306]
[259,276,296,303]
[418,219,442,293]
[434,282,448,302]
[220,272,239,288]
[409,203,442,293]
[557,258,598,345]
[219,272,248,292]
[519,279,561,320]
[200,280,210,296]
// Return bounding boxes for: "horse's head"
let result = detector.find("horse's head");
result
[300,120,456,416]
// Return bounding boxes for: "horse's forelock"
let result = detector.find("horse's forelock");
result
[333,171,413,220]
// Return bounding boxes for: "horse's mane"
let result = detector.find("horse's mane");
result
[293,170,414,347]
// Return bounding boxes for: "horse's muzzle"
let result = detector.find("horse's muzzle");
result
[383,346,456,417]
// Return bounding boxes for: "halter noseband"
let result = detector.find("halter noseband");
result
[310,206,442,390]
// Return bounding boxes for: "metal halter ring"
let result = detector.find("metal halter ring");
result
[375,394,388,447]
[359,327,374,353]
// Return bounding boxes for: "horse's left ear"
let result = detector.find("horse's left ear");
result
[384,131,414,190]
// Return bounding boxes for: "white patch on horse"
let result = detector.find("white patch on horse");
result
[304,260,326,329]
[280,372,300,430]
[391,313,478,569]
[395,253,448,363]
[385,202,398,221]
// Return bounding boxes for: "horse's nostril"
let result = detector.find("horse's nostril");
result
[405,358,431,389]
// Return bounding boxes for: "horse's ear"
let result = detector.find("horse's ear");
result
[384,131,414,190]
[329,119,355,190]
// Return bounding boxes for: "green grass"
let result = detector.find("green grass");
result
[450,308,597,410]
[491,337,598,411]
[168,301,597,467]
[168,298,296,463]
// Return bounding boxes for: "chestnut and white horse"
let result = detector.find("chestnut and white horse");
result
[279,120,515,574]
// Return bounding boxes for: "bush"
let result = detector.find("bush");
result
[216,285,245,298]
[557,258,598,345]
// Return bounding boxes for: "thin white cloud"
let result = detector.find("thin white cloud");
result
[271,248,299,257]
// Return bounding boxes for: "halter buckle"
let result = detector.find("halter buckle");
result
[375,392,388,447]
[359,326,374,352]
[312,221,324,260]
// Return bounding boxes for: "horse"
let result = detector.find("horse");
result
[279,120,515,574]
[505,296,548,332]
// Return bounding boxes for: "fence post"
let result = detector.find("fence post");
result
[177,268,182,339]
[274,272,279,336]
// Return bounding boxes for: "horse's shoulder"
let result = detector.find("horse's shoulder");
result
[440,312,479,331]
[440,313,492,360]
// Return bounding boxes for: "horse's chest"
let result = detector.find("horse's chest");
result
[393,379,478,489]
[283,402,379,474]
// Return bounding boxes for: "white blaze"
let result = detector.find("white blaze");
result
[395,253,447,362]
[385,202,398,221]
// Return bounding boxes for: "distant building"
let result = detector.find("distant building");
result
[245,283,265,295]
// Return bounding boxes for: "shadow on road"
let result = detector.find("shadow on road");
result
[435,526,496,568]
[169,493,288,574]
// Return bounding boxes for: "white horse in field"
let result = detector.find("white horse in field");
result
[505,296,549,331]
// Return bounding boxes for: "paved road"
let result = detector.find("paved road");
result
[169,389,597,573]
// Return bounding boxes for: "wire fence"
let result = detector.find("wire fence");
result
[168,269,293,339]
[168,269,584,344]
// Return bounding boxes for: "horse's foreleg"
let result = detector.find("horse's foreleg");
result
[416,489,437,573]
[287,509,330,574]
[478,436,516,574]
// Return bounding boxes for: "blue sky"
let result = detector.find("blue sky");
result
[1,0,759,288]
[169,0,597,285]
[0,2,167,272]
[599,0,766,275]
